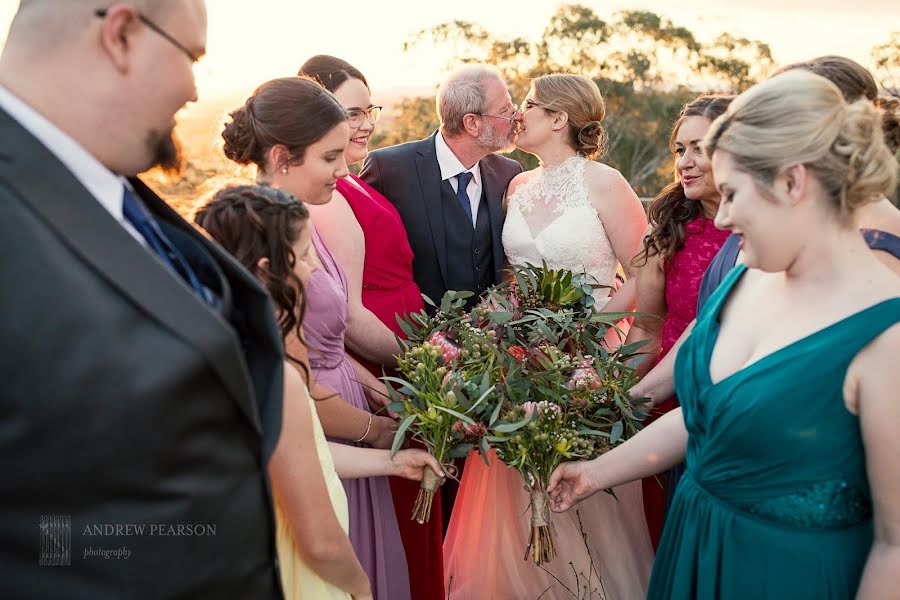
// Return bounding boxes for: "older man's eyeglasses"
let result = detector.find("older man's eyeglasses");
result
[94,8,202,64]
[346,106,383,128]
[475,110,518,122]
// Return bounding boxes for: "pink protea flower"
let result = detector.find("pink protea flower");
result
[522,401,539,418]
[428,331,461,364]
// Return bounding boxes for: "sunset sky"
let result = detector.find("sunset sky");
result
[1,1,897,104]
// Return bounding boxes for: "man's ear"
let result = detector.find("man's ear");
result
[462,113,481,137]
[97,5,140,73]
[255,257,270,274]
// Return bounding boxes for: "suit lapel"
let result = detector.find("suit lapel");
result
[479,157,507,283]
[415,134,448,286]
[0,109,262,434]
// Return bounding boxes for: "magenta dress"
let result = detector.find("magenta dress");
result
[305,225,411,600]
[336,174,445,600]
[642,215,731,548]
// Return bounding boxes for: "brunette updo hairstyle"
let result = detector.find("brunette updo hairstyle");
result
[779,55,900,155]
[299,54,369,93]
[531,74,607,160]
[705,71,898,220]
[636,94,734,266]
[221,77,348,172]
[194,184,309,346]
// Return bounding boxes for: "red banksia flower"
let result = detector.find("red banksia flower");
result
[507,345,527,363]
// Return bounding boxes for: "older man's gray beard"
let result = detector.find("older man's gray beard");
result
[477,126,517,154]
[147,128,185,176]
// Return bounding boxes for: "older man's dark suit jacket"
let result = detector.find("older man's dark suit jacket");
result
[360,132,522,306]
[0,107,284,598]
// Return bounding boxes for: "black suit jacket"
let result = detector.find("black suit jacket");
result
[360,133,522,305]
[0,107,284,598]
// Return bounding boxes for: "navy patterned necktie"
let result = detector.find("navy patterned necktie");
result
[455,171,474,224]
[121,186,210,304]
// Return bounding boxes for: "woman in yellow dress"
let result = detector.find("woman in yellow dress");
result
[196,183,443,600]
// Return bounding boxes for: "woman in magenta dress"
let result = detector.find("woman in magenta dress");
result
[623,94,733,548]
[299,56,444,600]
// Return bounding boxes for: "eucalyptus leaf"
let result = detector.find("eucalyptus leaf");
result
[391,414,417,457]
[434,404,476,425]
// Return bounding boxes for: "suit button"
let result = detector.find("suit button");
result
[474,249,480,256]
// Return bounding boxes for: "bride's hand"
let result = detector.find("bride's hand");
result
[547,460,601,512]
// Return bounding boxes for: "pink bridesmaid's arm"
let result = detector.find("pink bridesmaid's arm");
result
[308,189,401,367]
[623,237,667,378]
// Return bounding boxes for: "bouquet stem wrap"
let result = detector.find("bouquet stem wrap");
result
[411,468,443,524]
[526,487,556,565]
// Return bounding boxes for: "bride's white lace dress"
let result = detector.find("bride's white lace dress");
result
[443,156,654,599]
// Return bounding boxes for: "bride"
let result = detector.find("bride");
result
[443,74,653,599]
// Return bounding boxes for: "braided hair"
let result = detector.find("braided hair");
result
[195,184,309,351]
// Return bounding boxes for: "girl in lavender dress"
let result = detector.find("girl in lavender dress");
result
[220,77,410,600]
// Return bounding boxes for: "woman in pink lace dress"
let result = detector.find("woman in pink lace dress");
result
[623,95,733,548]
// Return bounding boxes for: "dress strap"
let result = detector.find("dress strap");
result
[862,228,900,260]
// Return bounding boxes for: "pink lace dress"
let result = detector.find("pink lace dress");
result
[642,215,731,548]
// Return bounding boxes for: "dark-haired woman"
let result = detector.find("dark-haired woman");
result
[444,74,652,600]
[297,56,444,600]
[623,95,734,549]
[195,184,444,600]
[220,77,411,600]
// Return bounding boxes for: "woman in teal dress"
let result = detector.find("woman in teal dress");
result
[548,70,900,599]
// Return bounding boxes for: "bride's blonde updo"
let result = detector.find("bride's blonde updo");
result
[705,70,898,220]
[532,74,607,160]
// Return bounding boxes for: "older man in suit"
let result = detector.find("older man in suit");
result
[0,1,283,597]
[360,64,523,310]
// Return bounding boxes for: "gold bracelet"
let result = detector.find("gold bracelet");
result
[354,413,373,443]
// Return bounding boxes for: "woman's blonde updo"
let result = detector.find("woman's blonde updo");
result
[532,74,607,160]
[705,70,898,219]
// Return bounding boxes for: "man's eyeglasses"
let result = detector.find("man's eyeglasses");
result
[347,106,383,128]
[94,8,202,64]
[474,110,518,122]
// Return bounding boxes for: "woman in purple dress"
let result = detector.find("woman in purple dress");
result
[221,77,410,600]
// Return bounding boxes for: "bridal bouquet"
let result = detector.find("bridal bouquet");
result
[478,265,647,564]
[385,291,499,524]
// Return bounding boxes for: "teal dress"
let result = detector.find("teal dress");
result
[648,264,900,599]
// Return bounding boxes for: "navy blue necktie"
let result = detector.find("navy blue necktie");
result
[455,171,474,224]
[121,186,210,304]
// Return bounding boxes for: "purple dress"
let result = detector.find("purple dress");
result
[305,225,411,600]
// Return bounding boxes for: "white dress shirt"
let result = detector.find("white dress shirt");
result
[0,84,143,242]
[434,131,482,227]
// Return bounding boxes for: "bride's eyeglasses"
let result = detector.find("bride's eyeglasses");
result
[346,106,383,128]
[520,99,552,113]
